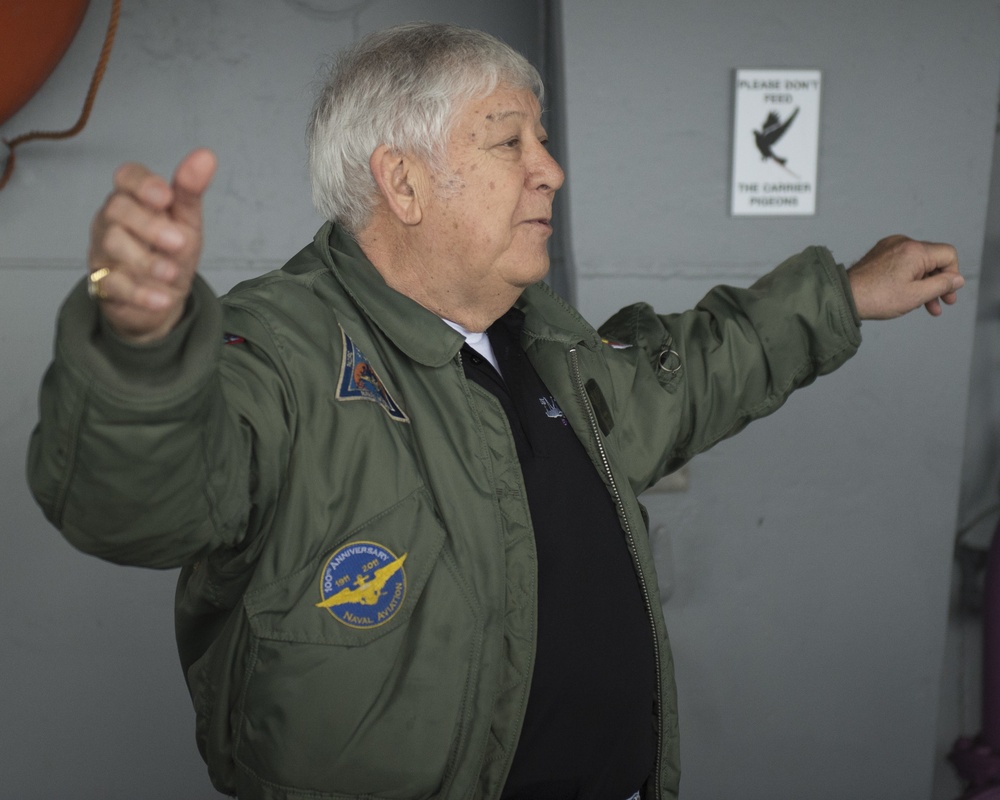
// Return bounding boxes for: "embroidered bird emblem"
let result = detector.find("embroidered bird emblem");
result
[315,555,407,608]
[539,396,567,423]
[754,108,800,176]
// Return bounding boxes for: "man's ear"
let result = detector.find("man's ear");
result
[370,145,424,225]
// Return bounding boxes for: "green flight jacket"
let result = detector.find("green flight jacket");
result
[28,223,861,799]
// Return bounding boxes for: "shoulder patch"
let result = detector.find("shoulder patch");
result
[316,541,408,629]
[601,337,633,350]
[223,332,246,345]
[335,327,409,423]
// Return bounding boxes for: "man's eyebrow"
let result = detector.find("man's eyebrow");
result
[484,110,530,123]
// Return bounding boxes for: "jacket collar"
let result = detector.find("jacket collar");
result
[312,222,601,365]
[315,222,463,368]
[515,282,603,352]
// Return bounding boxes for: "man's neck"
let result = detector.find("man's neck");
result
[355,217,519,332]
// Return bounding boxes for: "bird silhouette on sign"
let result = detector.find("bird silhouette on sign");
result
[754,107,800,178]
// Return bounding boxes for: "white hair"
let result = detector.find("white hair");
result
[307,22,544,233]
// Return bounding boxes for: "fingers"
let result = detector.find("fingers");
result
[847,235,964,320]
[89,190,186,311]
[111,161,173,210]
[87,149,216,341]
[93,262,180,313]
[923,290,960,318]
[916,247,964,317]
[89,237,166,310]
[92,190,187,266]
[920,241,960,277]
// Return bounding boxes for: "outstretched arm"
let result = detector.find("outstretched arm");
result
[847,235,964,320]
[88,148,217,342]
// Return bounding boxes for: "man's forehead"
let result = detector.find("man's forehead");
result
[468,87,542,125]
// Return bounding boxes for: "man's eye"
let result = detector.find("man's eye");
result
[500,138,520,148]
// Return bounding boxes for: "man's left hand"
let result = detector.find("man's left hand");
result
[847,235,964,320]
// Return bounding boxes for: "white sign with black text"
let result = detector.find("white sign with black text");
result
[731,69,821,216]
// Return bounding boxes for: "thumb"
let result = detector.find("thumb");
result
[170,148,217,229]
[924,268,965,296]
[916,268,965,314]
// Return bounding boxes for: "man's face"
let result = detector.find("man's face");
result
[416,84,564,316]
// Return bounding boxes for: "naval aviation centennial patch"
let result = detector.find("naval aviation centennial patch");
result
[316,541,408,629]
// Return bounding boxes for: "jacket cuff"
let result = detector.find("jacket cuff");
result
[812,246,862,344]
[829,252,862,329]
[55,274,222,403]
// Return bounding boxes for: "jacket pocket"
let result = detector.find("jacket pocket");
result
[235,487,484,799]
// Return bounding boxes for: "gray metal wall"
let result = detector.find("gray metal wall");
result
[560,2,1000,799]
[947,66,1000,800]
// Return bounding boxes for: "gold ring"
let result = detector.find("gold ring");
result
[87,267,111,300]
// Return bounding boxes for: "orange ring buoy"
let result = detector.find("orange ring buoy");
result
[0,0,91,128]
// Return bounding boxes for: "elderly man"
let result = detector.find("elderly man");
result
[29,22,962,800]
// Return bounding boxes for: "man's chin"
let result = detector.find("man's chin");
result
[525,257,551,285]
[518,268,550,289]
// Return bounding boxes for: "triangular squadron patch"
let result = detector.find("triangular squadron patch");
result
[335,327,409,423]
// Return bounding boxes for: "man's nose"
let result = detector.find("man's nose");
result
[530,143,564,193]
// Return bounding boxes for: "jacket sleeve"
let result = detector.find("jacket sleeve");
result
[597,246,862,493]
[26,275,289,569]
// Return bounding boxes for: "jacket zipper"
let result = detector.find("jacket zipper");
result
[569,347,663,800]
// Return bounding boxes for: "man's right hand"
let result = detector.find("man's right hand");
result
[87,148,217,343]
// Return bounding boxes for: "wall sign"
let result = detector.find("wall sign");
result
[730,69,821,216]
